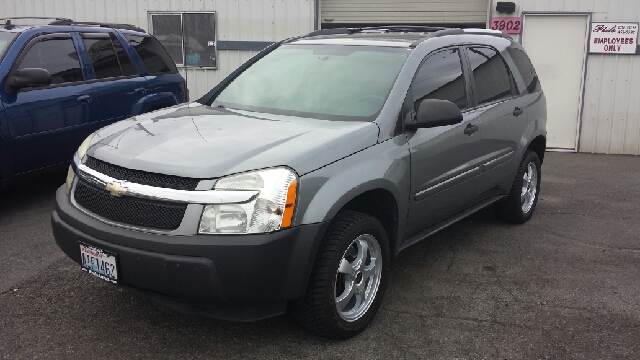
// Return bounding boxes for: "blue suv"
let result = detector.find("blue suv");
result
[0,19,187,187]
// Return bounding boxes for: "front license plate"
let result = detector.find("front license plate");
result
[79,243,118,284]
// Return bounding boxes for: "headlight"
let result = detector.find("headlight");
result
[65,165,75,195]
[76,134,94,161]
[198,167,297,234]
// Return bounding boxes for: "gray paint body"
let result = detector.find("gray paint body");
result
[84,32,547,254]
[87,103,379,179]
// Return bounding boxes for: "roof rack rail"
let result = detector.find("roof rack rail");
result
[2,17,73,29]
[1,17,73,22]
[409,27,512,47]
[286,25,448,43]
[48,20,145,33]
[287,25,512,48]
[358,25,448,33]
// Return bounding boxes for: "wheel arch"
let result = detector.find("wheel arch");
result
[132,92,179,115]
[339,188,400,256]
[299,178,403,257]
[527,135,546,164]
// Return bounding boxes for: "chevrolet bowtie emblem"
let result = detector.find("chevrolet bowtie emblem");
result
[105,181,128,197]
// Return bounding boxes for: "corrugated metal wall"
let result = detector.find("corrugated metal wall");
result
[492,0,640,155]
[321,0,489,25]
[0,0,315,99]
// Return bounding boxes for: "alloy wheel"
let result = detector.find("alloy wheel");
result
[334,234,382,322]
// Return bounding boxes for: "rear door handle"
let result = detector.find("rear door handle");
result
[135,87,147,95]
[513,107,524,117]
[464,124,479,136]
[77,95,92,103]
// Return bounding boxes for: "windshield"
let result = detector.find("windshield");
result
[213,44,410,121]
[0,31,17,62]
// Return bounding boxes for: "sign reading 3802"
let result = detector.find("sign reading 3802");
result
[590,22,638,54]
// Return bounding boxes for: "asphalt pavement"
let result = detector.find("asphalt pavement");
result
[1,152,639,359]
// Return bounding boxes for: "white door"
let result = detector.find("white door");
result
[522,14,589,150]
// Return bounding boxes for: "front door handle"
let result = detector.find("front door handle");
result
[135,87,147,95]
[513,107,524,117]
[464,124,479,136]
[77,95,92,103]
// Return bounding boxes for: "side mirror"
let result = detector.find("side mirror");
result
[405,99,463,130]
[7,68,51,91]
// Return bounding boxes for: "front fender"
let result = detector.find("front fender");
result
[296,135,411,239]
[131,92,179,115]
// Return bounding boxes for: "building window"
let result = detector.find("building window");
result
[149,12,217,69]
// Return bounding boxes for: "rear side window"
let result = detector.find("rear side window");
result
[507,47,542,94]
[82,35,122,79]
[124,34,177,74]
[18,37,84,84]
[467,47,514,106]
[412,48,467,110]
[110,33,138,76]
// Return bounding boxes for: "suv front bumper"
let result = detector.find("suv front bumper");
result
[51,186,328,321]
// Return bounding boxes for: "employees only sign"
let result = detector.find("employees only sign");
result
[589,22,638,54]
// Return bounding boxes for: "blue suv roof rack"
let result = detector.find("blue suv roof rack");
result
[48,20,145,33]
[2,17,73,29]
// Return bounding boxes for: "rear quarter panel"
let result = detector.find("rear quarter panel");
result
[501,91,547,191]
[114,30,186,110]
[144,72,187,106]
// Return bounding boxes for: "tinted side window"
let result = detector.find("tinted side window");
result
[17,37,84,85]
[125,34,177,74]
[412,48,467,110]
[82,35,122,79]
[507,47,541,94]
[467,47,513,106]
[110,33,138,76]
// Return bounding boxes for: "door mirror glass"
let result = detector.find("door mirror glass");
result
[405,99,463,130]
[8,68,51,91]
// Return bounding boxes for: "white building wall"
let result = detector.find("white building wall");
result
[491,0,640,155]
[0,0,315,99]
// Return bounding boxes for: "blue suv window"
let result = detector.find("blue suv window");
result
[109,33,137,76]
[124,34,177,75]
[0,31,17,61]
[82,34,122,79]
[18,37,84,85]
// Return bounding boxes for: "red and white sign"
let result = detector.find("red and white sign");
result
[490,17,522,34]
[589,22,638,54]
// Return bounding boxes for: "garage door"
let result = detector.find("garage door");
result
[321,0,489,27]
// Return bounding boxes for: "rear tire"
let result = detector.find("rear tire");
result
[495,150,541,224]
[292,210,390,339]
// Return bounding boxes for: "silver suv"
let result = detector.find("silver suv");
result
[52,26,547,339]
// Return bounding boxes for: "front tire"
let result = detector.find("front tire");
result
[293,210,390,339]
[495,150,541,223]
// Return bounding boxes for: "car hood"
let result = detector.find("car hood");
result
[87,103,379,179]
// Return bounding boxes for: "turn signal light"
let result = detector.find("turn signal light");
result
[281,179,297,228]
